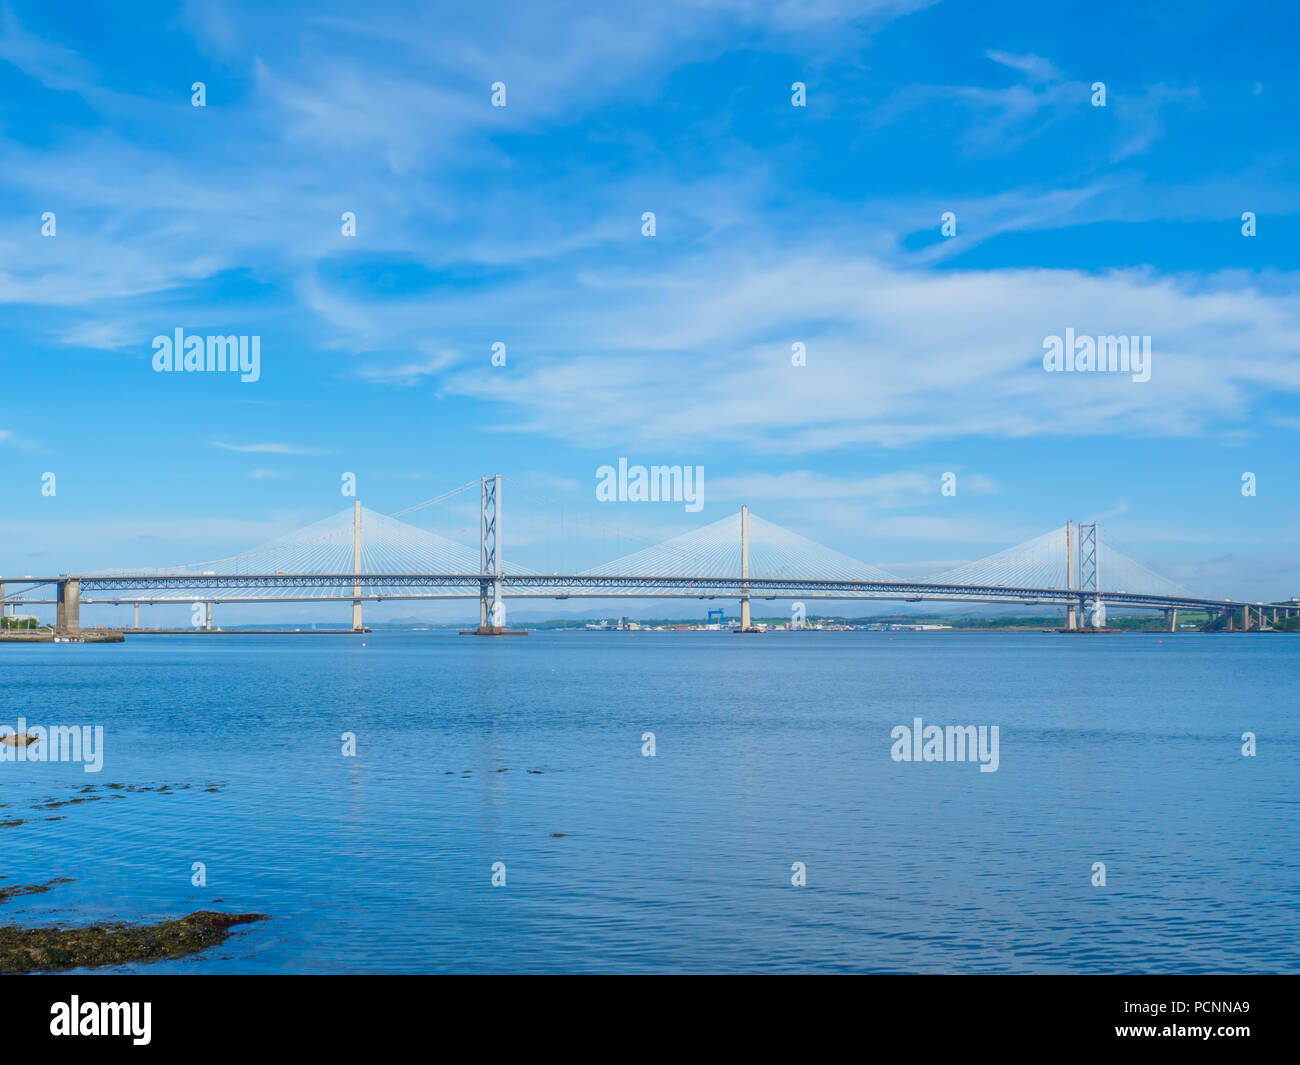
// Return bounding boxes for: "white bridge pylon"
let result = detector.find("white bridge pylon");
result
[926,524,1188,599]
[101,504,537,595]
[578,511,901,582]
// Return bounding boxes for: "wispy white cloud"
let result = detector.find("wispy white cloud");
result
[985,50,1061,84]
[213,441,330,455]
[354,345,461,384]
[708,469,996,505]
[0,5,98,95]
[0,426,40,452]
[873,49,1198,162]
[407,250,1300,452]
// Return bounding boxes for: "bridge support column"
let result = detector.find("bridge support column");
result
[1077,522,1099,628]
[473,474,507,635]
[56,578,81,635]
[133,602,139,630]
[1241,606,1250,631]
[205,602,213,630]
[1167,608,1177,632]
[351,500,364,632]
[1066,521,1077,629]
[0,582,5,623]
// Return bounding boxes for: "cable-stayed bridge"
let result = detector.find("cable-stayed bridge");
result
[0,474,1286,635]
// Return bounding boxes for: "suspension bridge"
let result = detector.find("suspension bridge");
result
[0,474,1287,636]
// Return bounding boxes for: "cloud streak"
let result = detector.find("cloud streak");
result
[213,441,331,455]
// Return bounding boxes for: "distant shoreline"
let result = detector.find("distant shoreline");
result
[6,626,1287,640]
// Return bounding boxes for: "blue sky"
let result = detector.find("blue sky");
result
[1,0,1298,621]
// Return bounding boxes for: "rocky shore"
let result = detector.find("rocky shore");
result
[1,780,264,972]
[1,909,266,973]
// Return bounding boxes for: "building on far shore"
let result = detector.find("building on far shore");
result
[0,613,39,628]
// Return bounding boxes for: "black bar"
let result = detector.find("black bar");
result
[0,974,1289,1053]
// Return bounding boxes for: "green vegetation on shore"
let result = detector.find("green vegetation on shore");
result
[0,616,44,630]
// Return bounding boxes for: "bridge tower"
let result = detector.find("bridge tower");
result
[475,474,504,634]
[740,505,751,631]
[738,505,760,632]
[351,499,363,632]
[1078,522,1100,627]
[1066,521,1077,630]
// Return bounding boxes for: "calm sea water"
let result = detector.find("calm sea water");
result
[2,630,1297,974]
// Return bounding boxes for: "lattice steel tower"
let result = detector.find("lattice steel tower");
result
[479,474,503,631]
[1077,521,1099,626]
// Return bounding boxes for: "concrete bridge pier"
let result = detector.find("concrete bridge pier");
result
[133,602,139,630]
[1166,607,1178,632]
[205,602,213,630]
[56,578,81,635]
